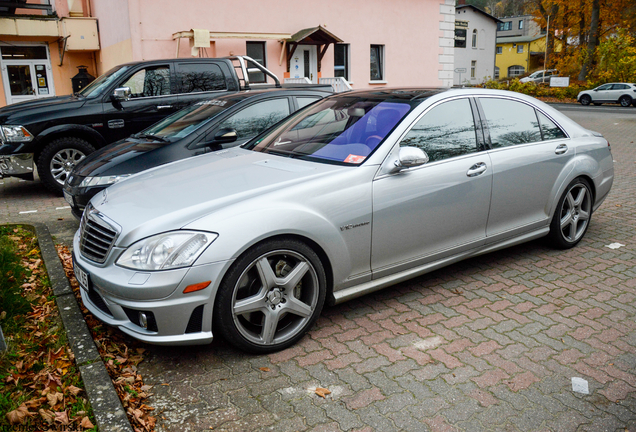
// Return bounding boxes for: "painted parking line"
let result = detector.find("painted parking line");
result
[19,210,38,214]
[56,206,71,210]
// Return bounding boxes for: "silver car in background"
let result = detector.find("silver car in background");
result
[73,88,614,353]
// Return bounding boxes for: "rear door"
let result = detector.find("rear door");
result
[175,61,235,110]
[101,63,178,143]
[478,96,573,242]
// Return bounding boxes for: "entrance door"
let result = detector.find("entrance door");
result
[1,45,55,105]
[290,45,318,83]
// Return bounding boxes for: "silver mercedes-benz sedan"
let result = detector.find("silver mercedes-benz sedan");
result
[73,88,614,353]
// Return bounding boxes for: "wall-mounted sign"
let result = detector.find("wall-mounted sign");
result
[456,20,469,28]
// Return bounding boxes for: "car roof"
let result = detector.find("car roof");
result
[199,87,333,104]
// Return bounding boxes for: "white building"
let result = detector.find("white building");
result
[453,3,501,86]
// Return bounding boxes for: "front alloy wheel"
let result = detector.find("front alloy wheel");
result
[548,178,592,249]
[579,95,591,106]
[215,239,326,353]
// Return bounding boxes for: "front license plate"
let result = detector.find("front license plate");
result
[63,190,73,206]
[74,261,89,289]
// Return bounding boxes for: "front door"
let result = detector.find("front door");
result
[1,45,55,105]
[371,98,492,278]
[290,45,318,83]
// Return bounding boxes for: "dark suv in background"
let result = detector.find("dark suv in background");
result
[0,56,301,194]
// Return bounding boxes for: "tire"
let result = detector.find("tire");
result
[548,178,593,249]
[579,95,591,106]
[214,238,326,353]
[619,95,632,107]
[37,137,95,195]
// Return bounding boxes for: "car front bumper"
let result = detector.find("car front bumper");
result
[72,229,232,346]
[0,152,34,179]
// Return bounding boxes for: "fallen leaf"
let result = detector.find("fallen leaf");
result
[46,392,63,407]
[80,416,94,428]
[315,387,331,398]
[6,404,33,425]
[67,385,82,396]
[259,367,271,372]
[39,409,55,424]
[53,410,69,425]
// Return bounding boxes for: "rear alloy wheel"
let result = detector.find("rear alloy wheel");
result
[214,239,326,353]
[579,95,591,106]
[548,178,593,249]
[37,137,95,194]
[619,95,632,107]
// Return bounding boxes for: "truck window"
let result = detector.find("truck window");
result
[122,65,171,98]
[177,63,226,93]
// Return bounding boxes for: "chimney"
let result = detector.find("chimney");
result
[457,0,466,5]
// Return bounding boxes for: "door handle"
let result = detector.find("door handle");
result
[157,105,173,110]
[555,144,568,155]
[466,162,487,177]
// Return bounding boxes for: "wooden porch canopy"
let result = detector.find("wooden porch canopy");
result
[284,26,343,73]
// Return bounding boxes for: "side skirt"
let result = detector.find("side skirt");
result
[332,227,549,305]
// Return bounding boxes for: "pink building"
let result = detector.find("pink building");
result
[0,0,455,107]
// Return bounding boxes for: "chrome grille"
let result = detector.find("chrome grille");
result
[79,205,119,263]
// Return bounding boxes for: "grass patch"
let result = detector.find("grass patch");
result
[0,225,97,431]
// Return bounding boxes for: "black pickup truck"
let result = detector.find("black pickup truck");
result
[0,56,298,194]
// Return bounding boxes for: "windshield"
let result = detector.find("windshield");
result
[246,97,413,165]
[78,65,133,98]
[139,99,235,140]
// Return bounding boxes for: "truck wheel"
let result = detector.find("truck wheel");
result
[37,137,95,195]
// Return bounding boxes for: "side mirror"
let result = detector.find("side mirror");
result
[390,147,429,173]
[112,87,131,102]
[213,128,238,143]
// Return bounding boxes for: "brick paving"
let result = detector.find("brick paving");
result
[2,107,635,431]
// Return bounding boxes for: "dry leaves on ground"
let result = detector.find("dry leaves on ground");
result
[2,227,96,430]
[56,244,156,432]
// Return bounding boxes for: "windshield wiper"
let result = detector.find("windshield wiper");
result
[132,133,169,143]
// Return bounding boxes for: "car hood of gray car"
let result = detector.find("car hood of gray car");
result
[92,147,347,246]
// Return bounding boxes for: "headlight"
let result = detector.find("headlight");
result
[80,174,131,187]
[1,125,34,143]
[116,231,218,271]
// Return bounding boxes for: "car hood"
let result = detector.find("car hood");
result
[72,138,176,177]
[93,147,347,246]
[0,94,86,123]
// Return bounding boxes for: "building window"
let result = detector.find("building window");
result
[508,65,525,77]
[494,66,500,79]
[519,20,524,30]
[517,44,524,53]
[497,21,512,31]
[471,61,476,79]
[246,41,266,83]
[496,46,502,54]
[472,29,477,48]
[370,45,384,81]
[334,44,349,81]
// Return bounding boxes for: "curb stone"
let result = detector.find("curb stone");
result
[16,222,133,432]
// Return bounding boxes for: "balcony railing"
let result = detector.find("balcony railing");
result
[0,1,53,16]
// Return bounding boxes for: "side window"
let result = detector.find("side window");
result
[480,98,542,148]
[400,98,478,162]
[296,97,321,109]
[612,84,628,90]
[597,84,612,91]
[217,98,290,139]
[177,63,226,94]
[122,66,170,98]
[537,112,567,140]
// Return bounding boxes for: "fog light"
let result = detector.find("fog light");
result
[139,312,148,329]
